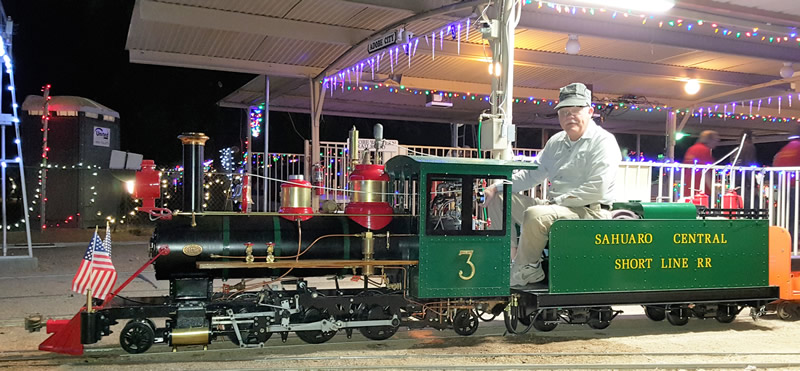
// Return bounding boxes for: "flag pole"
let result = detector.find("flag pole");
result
[87,226,98,303]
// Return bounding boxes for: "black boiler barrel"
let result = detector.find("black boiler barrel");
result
[149,214,418,280]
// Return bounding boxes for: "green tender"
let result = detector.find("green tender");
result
[548,219,769,293]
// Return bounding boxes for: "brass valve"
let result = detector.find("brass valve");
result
[245,242,254,263]
[266,242,275,263]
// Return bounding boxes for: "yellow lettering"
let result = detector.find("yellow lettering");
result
[681,234,687,244]
[704,234,711,243]
[673,234,680,244]
[615,258,654,270]
[681,258,688,268]
[611,234,619,244]
[687,234,696,244]
[602,235,609,245]
[595,234,602,245]
[705,257,712,267]
[697,257,705,267]
[661,258,667,268]
[720,234,727,244]
[645,233,652,243]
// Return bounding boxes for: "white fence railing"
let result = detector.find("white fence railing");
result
[611,162,800,253]
[233,144,800,254]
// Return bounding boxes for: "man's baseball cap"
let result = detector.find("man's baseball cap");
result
[554,82,592,110]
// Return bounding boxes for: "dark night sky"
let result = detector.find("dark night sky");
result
[2,0,459,167]
[2,0,785,166]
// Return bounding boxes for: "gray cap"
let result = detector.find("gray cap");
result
[554,82,592,110]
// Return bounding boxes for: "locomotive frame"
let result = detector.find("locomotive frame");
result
[30,155,783,355]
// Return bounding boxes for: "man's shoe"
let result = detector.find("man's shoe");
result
[510,262,545,287]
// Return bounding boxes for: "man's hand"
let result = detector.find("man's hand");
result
[481,185,497,206]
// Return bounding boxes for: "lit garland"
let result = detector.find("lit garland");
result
[323,18,471,94]
[328,82,800,124]
[527,1,800,47]
[323,2,799,94]
[249,104,264,138]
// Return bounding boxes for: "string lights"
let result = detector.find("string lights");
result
[249,104,264,138]
[527,1,800,47]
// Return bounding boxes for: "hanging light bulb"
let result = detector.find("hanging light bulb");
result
[780,62,794,78]
[565,34,581,55]
[488,61,501,76]
[684,79,701,95]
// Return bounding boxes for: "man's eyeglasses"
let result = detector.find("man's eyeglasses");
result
[557,106,587,117]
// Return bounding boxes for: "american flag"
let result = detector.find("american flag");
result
[71,229,117,300]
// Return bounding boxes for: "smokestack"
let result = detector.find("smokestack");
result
[177,132,209,213]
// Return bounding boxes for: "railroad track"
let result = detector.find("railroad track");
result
[4,334,800,370]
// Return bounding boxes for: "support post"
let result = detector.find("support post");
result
[245,112,252,213]
[268,75,270,212]
[40,85,50,230]
[309,78,326,212]
[636,134,641,158]
[489,0,520,160]
[1,103,5,254]
[666,110,677,161]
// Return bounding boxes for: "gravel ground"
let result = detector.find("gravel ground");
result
[3,239,800,370]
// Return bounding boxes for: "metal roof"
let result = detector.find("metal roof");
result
[126,0,800,141]
[22,95,121,118]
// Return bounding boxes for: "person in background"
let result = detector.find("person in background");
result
[773,127,800,241]
[682,130,719,197]
[773,127,800,167]
[736,130,758,167]
[482,82,621,287]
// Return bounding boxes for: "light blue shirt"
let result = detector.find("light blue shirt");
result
[510,120,621,207]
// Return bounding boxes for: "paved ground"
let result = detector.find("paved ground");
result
[2,234,800,370]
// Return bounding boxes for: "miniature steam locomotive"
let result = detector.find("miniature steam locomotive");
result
[31,132,790,355]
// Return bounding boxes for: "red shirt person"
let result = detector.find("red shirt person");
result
[774,134,800,167]
[682,130,719,196]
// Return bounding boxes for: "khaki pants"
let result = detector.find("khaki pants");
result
[487,193,611,275]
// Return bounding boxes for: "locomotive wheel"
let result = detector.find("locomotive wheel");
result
[296,308,337,344]
[503,308,520,333]
[587,307,611,330]
[120,319,155,354]
[453,309,479,336]
[644,305,666,321]
[252,316,273,343]
[666,306,690,326]
[715,305,737,324]
[358,305,398,341]
[777,301,800,321]
[532,311,558,332]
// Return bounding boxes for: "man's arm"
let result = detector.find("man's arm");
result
[553,136,621,206]
[510,142,552,193]
[482,142,552,205]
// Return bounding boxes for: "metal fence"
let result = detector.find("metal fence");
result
[41,143,794,254]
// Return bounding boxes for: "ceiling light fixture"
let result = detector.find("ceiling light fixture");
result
[565,34,581,55]
[684,79,700,95]
[569,0,675,13]
[780,62,794,78]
